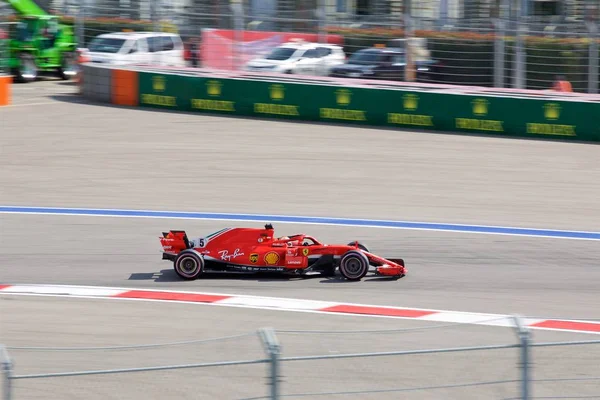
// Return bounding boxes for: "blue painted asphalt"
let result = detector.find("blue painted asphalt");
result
[0,206,599,240]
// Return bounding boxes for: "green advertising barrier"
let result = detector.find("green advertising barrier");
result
[137,71,600,142]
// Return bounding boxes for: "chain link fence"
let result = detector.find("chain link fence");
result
[2,316,600,399]
[0,1,11,75]
[0,1,597,91]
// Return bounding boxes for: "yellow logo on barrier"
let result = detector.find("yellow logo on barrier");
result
[336,89,351,106]
[320,89,365,121]
[454,98,503,132]
[254,84,298,116]
[544,103,560,120]
[269,84,285,101]
[403,94,419,111]
[526,102,574,136]
[388,93,433,127]
[192,80,235,112]
[152,75,166,92]
[142,75,176,107]
[472,99,488,116]
[207,80,222,97]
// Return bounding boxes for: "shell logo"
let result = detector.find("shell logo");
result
[264,252,280,265]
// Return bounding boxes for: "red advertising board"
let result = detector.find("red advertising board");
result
[200,29,344,70]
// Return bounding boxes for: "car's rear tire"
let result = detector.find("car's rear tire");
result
[339,250,369,281]
[174,249,204,280]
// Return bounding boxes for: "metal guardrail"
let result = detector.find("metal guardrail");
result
[2,316,600,400]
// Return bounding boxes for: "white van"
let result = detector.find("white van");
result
[85,32,186,67]
[245,41,346,76]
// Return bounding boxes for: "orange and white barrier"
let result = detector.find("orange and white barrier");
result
[0,74,11,106]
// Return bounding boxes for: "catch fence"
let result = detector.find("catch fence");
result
[29,0,599,93]
[2,316,599,399]
[0,2,10,76]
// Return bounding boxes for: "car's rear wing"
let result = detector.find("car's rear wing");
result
[159,230,191,258]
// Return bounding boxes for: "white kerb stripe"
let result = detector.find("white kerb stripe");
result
[1,285,126,297]
[419,311,546,328]
[216,295,338,311]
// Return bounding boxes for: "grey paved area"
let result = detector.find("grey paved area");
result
[1,82,599,231]
[1,81,599,399]
[1,215,599,319]
[1,296,598,400]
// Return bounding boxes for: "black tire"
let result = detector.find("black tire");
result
[15,53,38,83]
[347,241,369,252]
[58,52,77,80]
[173,250,204,280]
[339,250,369,281]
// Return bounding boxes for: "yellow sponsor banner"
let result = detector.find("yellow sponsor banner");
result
[191,99,235,112]
[526,123,576,136]
[254,103,299,116]
[320,108,366,121]
[525,103,576,137]
[455,118,504,132]
[388,113,433,127]
[140,94,177,107]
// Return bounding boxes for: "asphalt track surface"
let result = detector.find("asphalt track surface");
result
[1,80,600,399]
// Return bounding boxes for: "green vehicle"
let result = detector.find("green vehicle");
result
[5,0,77,82]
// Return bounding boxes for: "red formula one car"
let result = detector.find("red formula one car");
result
[159,224,406,281]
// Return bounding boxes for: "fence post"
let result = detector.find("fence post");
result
[151,0,159,32]
[230,2,244,71]
[512,316,531,400]
[587,20,599,94]
[315,0,325,44]
[512,0,527,89]
[259,328,281,400]
[403,0,415,82]
[76,0,86,48]
[1,345,13,400]
[494,17,505,88]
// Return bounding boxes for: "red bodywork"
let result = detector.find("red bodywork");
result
[159,225,406,278]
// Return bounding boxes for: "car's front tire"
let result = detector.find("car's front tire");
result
[347,241,369,252]
[174,249,204,280]
[339,250,369,281]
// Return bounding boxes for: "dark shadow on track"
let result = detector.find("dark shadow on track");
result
[47,94,600,147]
[128,269,404,284]
[319,275,404,284]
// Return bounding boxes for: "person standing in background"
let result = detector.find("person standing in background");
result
[552,75,573,92]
